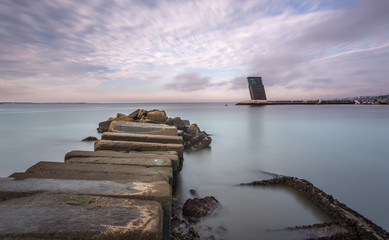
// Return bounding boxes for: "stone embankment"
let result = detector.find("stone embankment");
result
[0,109,211,240]
[241,175,389,240]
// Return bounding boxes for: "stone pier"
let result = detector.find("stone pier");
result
[1,110,186,240]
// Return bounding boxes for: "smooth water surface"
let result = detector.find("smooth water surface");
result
[0,103,388,238]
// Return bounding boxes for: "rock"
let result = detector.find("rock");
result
[189,189,199,197]
[172,117,187,130]
[129,109,140,120]
[164,118,174,125]
[137,109,147,119]
[164,117,186,130]
[183,124,212,151]
[97,114,133,133]
[97,119,112,133]
[182,196,221,218]
[82,136,98,142]
[147,110,168,123]
[182,120,190,126]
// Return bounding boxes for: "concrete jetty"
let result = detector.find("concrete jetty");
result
[1,112,185,240]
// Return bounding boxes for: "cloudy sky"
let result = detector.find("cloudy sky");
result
[1,0,388,102]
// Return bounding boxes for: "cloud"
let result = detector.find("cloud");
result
[229,76,248,90]
[0,0,388,101]
[165,72,212,91]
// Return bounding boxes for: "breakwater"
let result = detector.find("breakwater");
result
[241,175,389,239]
[0,109,211,240]
[236,100,389,105]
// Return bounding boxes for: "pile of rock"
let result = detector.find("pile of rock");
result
[98,109,212,152]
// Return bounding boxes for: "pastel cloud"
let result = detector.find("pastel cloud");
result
[0,0,388,102]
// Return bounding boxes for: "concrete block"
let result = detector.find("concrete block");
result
[14,161,173,186]
[102,132,183,144]
[0,193,163,240]
[109,121,178,136]
[65,150,179,160]
[0,178,171,239]
[9,171,168,184]
[65,156,172,168]
[65,150,181,175]
[95,140,184,159]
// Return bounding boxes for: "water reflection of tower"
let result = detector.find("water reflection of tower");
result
[247,77,267,100]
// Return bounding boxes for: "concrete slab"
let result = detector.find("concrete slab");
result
[9,171,168,184]
[65,150,179,160]
[102,132,183,144]
[0,178,171,239]
[65,156,172,168]
[65,150,182,176]
[17,161,173,186]
[0,193,163,240]
[109,121,178,136]
[95,140,184,159]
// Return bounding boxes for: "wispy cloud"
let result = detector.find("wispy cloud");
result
[0,0,388,101]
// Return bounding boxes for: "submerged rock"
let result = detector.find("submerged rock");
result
[183,196,221,219]
[82,136,98,142]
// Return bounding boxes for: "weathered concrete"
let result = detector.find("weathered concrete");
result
[0,193,163,240]
[0,178,171,239]
[95,140,184,159]
[65,156,172,168]
[9,171,169,184]
[65,150,182,174]
[102,132,183,144]
[65,150,179,160]
[14,161,173,186]
[109,121,178,136]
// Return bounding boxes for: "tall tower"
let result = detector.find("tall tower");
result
[247,76,267,100]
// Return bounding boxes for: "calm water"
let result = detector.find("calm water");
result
[0,103,388,238]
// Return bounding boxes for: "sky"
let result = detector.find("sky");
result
[1,0,389,102]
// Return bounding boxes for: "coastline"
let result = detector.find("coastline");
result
[236,100,389,105]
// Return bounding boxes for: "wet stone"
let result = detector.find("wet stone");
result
[0,193,163,240]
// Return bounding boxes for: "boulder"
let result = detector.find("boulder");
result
[115,116,135,122]
[147,110,168,123]
[183,124,212,151]
[182,196,221,218]
[173,117,186,130]
[97,119,112,133]
[129,109,140,120]
[137,109,147,119]
[182,120,190,126]
[164,118,174,125]
[164,117,186,130]
[82,136,98,142]
[117,113,126,118]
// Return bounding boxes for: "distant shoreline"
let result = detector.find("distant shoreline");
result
[236,100,389,105]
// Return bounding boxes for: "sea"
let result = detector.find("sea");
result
[0,103,388,239]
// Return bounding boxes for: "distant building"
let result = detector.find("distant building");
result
[247,76,267,100]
